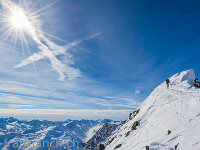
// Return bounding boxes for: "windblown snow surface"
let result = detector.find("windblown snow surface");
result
[105,69,200,150]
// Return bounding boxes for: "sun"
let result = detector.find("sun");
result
[10,8,31,30]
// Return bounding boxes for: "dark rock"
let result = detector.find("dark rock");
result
[175,143,179,150]
[133,121,139,126]
[136,109,140,114]
[123,120,127,124]
[168,130,171,135]
[125,131,131,137]
[131,121,139,130]
[145,146,150,150]
[132,109,140,117]
[114,144,122,149]
[99,144,105,150]
[133,111,136,117]
[129,113,132,120]
[109,137,115,144]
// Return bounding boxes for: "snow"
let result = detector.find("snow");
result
[105,69,200,150]
[6,125,13,130]
[0,118,116,149]
[83,123,119,150]
[84,124,103,142]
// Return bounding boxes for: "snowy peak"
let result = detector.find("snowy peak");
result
[104,69,200,150]
[170,69,195,85]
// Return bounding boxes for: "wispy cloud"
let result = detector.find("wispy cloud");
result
[0,92,76,109]
[0,109,132,121]
[0,0,102,80]
[87,32,103,39]
[134,90,141,95]
[98,96,141,108]
[0,79,141,110]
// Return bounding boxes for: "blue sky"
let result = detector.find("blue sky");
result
[0,0,200,120]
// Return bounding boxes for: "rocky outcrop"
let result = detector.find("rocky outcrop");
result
[82,123,119,150]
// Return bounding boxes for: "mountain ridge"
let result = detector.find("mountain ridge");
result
[0,117,118,150]
[103,69,200,150]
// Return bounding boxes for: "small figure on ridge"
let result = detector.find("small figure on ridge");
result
[166,78,170,89]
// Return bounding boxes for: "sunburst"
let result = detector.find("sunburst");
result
[0,0,99,80]
[0,0,42,58]
[10,8,30,29]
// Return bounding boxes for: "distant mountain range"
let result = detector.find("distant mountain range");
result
[0,117,120,150]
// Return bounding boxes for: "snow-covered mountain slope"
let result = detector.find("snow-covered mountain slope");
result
[82,122,119,150]
[0,117,115,150]
[104,69,200,150]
